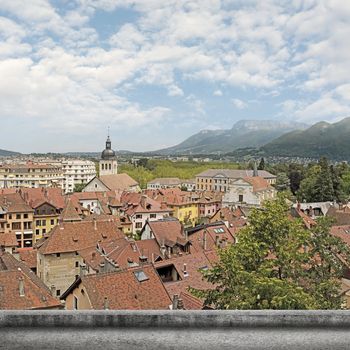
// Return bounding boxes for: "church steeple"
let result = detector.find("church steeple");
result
[99,129,118,175]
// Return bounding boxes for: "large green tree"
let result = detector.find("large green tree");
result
[192,197,350,309]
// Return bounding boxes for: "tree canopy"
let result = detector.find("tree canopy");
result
[191,196,350,309]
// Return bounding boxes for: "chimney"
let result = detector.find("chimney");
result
[296,201,301,211]
[103,297,109,310]
[141,195,147,208]
[93,217,97,230]
[253,161,258,177]
[172,294,179,310]
[183,263,188,277]
[161,201,167,209]
[50,285,56,296]
[167,247,171,259]
[184,229,188,241]
[215,235,220,247]
[19,277,25,297]
[177,298,184,310]
[203,230,207,251]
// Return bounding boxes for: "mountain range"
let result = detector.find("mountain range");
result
[155,120,308,155]
[261,117,350,159]
[0,149,21,157]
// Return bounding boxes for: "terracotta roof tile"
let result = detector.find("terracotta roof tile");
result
[18,248,37,269]
[154,252,214,301]
[79,264,171,310]
[38,220,125,255]
[99,173,139,191]
[0,252,61,309]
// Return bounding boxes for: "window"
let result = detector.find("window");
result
[56,253,60,257]
[36,220,41,226]
[56,290,61,297]
[36,229,40,235]
[42,229,46,234]
[136,214,142,219]
[24,214,28,219]
[239,194,244,202]
[150,214,156,219]
[16,214,21,220]
[75,261,79,268]
[51,219,55,225]
[135,222,143,229]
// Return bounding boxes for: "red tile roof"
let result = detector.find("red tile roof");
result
[0,193,33,213]
[0,252,62,309]
[20,188,65,210]
[243,176,272,192]
[18,248,37,269]
[68,265,172,310]
[154,252,214,301]
[0,232,18,247]
[60,198,82,222]
[145,219,187,248]
[188,223,236,252]
[99,173,139,191]
[38,220,125,255]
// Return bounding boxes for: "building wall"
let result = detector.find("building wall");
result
[38,251,83,297]
[0,165,64,189]
[78,199,102,214]
[222,179,276,207]
[171,203,199,227]
[131,212,171,234]
[65,284,92,310]
[34,215,59,242]
[83,178,109,192]
[62,160,96,194]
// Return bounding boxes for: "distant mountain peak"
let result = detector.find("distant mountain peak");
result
[154,119,307,155]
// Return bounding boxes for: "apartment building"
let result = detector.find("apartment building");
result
[0,162,63,189]
[61,160,96,193]
[0,192,34,248]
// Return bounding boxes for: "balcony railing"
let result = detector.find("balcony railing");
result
[1,310,350,349]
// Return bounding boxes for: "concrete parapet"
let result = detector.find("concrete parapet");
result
[1,310,350,349]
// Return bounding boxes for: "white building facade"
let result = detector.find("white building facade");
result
[62,160,96,193]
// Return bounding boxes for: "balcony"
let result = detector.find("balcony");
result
[1,310,350,349]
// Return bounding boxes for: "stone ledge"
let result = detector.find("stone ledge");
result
[2,311,350,350]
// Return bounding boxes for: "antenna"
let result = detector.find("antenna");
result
[107,126,110,138]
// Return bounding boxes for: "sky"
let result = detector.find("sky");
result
[0,0,350,153]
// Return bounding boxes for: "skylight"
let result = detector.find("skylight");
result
[134,270,149,282]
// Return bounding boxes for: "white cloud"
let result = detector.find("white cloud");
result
[232,98,247,110]
[0,0,350,144]
[213,89,223,96]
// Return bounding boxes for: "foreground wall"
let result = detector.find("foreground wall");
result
[2,310,350,350]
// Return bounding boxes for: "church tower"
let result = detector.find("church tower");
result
[99,133,118,176]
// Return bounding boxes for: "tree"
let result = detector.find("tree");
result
[297,165,320,202]
[275,172,290,192]
[191,196,350,309]
[257,158,265,170]
[288,164,305,194]
[73,183,86,192]
[313,157,334,202]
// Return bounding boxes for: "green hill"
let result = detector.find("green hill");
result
[262,117,350,160]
